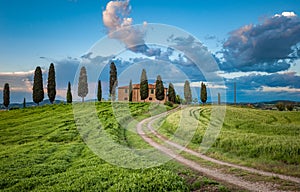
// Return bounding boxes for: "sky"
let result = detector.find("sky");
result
[0,0,300,103]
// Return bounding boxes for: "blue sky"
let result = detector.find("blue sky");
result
[0,0,300,103]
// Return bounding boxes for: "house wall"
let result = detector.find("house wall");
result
[118,88,129,101]
[118,86,168,102]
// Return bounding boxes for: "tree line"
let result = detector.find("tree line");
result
[2,62,209,109]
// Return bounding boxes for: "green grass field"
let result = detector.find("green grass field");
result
[158,106,300,177]
[0,103,190,191]
[0,102,232,191]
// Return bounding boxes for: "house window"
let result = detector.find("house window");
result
[149,97,152,101]
[150,89,154,94]
[125,89,128,93]
[124,97,128,100]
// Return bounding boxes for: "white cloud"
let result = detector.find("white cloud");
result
[173,82,227,89]
[220,11,300,73]
[102,0,132,32]
[0,71,34,93]
[0,70,35,76]
[217,71,269,79]
[260,86,300,93]
[274,11,297,17]
[102,0,147,50]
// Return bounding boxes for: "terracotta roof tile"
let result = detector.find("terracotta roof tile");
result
[119,84,158,89]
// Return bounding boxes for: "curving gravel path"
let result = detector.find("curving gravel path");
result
[136,107,300,192]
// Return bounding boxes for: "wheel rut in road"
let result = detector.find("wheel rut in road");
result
[136,107,300,192]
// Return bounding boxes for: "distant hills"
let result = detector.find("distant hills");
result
[253,100,299,105]
[0,99,64,110]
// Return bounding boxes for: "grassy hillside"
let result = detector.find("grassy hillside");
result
[0,103,190,191]
[159,106,300,176]
[1,103,232,191]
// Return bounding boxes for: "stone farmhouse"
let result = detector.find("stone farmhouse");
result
[118,84,168,102]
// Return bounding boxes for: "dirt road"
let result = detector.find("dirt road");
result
[136,107,300,191]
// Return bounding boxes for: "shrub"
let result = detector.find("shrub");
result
[164,101,173,107]
[275,102,285,111]
[286,103,294,111]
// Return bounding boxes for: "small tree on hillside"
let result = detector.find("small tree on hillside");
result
[168,83,176,103]
[155,75,165,102]
[47,63,56,104]
[175,94,181,104]
[129,79,133,102]
[23,98,26,108]
[140,69,149,102]
[184,80,192,104]
[109,62,118,101]
[78,66,88,102]
[286,103,294,111]
[3,83,10,109]
[33,66,44,105]
[276,102,285,111]
[67,82,72,104]
[97,80,102,102]
[200,82,207,105]
[218,93,221,105]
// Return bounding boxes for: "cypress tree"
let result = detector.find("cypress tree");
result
[200,82,207,104]
[47,63,56,104]
[218,93,221,105]
[3,83,10,109]
[97,80,102,102]
[33,66,44,105]
[184,80,192,104]
[109,62,117,101]
[168,83,176,103]
[78,66,88,102]
[155,75,165,102]
[140,69,149,102]
[129,79,133,102]
[67,82,72,103]
[23,98,26,108]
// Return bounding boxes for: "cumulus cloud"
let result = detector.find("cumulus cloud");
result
[274,11,297,18]
[102,0,161,56]
[227,72,300,91]
[0,57,83,103]
[224,72,300,102]
[0,71,34,93]
[0,56,105,102]
[219,11,300,73]
[0,70,43,103]
[102,0,132,32]
[169,35,219,72]
[163,35,225,83]
[40,56,80,88]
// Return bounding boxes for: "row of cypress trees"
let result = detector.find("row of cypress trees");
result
[32,63,73,105]
[32,64,98,105]
[31,64,102,105]
[77,64,181,104]
[32,64,56,105]
[110,64,207,104]
[2,63,72,108]
[2,61,208,108]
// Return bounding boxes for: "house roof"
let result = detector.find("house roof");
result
[118,83,167,89]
